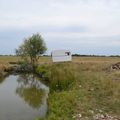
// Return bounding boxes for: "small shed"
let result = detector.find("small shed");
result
[51,50,72,62]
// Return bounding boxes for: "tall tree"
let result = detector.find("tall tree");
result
[16,33,47,67]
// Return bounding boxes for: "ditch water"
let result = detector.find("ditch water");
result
[0,74,49,120]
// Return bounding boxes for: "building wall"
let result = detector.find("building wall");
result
[52,50,72,62]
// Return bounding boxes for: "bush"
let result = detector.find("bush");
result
[36,65,50,78]
[16,61,34,73]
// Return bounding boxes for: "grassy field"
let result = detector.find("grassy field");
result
[0,56,120,120]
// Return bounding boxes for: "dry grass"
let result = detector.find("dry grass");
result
[73,56,120,63]
[0,56,20,64]
[0,56,120,120]
[1,56,120,66]
[0,56,21,77]
[35,56,120,120]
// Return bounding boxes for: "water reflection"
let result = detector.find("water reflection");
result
[0,77,4,84]
[0,75,7,84]
[16,74,49,109]
[0,74,49,120]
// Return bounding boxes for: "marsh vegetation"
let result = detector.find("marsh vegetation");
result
[0,56,120,120]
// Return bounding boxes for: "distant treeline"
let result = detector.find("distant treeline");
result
[0,54,120,57]
[72,54,120,57]
[0,55,15,56]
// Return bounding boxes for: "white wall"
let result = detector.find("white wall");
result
[52,50,72,62]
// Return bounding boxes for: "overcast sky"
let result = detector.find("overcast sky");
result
[0,0,120,55]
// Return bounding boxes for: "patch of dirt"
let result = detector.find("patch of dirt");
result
[111,62,120,70]
[73,109,120,120]
[93,113,120,120]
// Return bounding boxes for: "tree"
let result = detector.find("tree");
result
[16,33,47,68]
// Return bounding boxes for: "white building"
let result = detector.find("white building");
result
[51,50,72,62]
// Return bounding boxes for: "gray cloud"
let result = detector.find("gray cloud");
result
[0,0,120,55]
[0,27,120,55]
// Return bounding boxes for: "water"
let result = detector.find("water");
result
[0,74,49,120]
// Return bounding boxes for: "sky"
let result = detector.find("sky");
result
[0,0,120,55]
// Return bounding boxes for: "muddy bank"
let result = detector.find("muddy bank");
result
[3,62,34,73]
[1,64,48,82]
[0,64,10,79]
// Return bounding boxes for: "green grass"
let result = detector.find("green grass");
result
[73,61,120,119]
[0,56,120,119]
[36,57,120,120]
[74,71,120,119]
[45,91,76,120]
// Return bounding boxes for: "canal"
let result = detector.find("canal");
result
[0,74,49,120]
